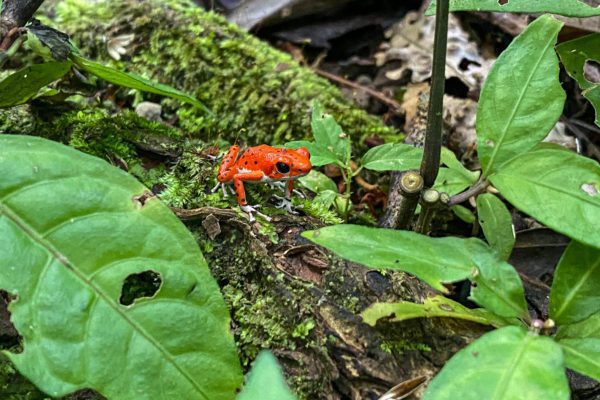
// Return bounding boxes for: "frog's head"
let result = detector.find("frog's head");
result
[269,147,311,180]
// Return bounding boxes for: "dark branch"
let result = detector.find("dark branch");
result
[0,0,45,44]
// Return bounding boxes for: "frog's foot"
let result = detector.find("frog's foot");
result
[273,195,301,214]
[267,181,286,192]
[211,182,233,198]
[240,204,272,222]
[292,189,305,199]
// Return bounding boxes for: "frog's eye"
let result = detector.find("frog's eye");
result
[276,162,290,174]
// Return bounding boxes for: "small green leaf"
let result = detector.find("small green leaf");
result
[549,241,600,325]
[470,250,528,319]
[427,0,600,17]
[237,351,297,400]
[286,140,338,167]
[424,326,569,400]
[433,168,473,196]
[0,135,242,399]
[0,61,72,108]
[557,34,600,127]
[311,101,351,165]
[489,147,600,249]
[299,170,337,194]
[477,15,565,176]
[313,190,338,208]
[555,312,600,381]
[361,295,513,328]
[304,224,499,293]
[440,147,480,183]
[361,143,423,171]
[70,54,211,114]
[451,205,476,224]
[476,194,515,260]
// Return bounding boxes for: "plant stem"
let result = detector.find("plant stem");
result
[420,0,449,188]
[415,189,441,234]
[0,0,45,47]
[380,170,424,229]
[447,178,489,206]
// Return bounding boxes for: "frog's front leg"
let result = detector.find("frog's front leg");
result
[274,180,303,214]
[233,171,272,222]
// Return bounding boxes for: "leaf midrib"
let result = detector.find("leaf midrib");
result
[553,257,600,321]
[491,332,533,400]
[0,203,210,400]
[485,32,556,175]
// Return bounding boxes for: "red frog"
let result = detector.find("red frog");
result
[213,145,312,221]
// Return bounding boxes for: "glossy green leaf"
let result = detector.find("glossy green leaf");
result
[477,15,565,176]
[70,54,210,114]
[298,170,337,194]
[434,168,473,196]
[310,101,351,165]
[470,249,528,318]
[557,34,600,127]
[424,326,569,400]
[451,205,476,224]
[0,61,72,108]
[237,351,296,400]
[549,241,600,325]
[427,0,600,17]
[0,135,241,399]
[304,224,501,294]
[489,147,600,249]
[555,312,600,381]
[440,147,480,183]
[476,194,515,260]
[313,190,338,207]
[361,296,512,328]
[285,140,338,167]
[361,143,423,171]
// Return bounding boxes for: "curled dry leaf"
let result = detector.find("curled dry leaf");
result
[375,12,494,90]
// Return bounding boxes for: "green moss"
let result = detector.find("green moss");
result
[52,0,398,146]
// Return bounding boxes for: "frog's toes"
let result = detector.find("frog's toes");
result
[274,196,298,214]
[240,204,272,222]
[267,181,286,192]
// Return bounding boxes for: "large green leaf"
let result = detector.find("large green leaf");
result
[434,168,473,196]
[476,194,515,260]
[477,15,565,176]
[298,170,337,194]
[424,326,569,400]
[0,61,72,108]
[237,351,297,400]
[555,312,600,381]
[0,135,242,399]
[70,54,211,114]
[489,147,600,249]
[469,249,528,319]
[549,241,600,325]
[361,296,513,328]
[361,143,423,171]
[304,224,505,294]
[557,34,600,127]
[427,0,600,17]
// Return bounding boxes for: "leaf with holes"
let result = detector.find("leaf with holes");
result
[0,61,72,108]
[423,326,569,400]
[549,241,600,325]
[237,351,297,400]
[476,194,515,260]
[555,312,600,381]
[477,15,565,176]
[489,146,600,249]
[0,135,242,399]
[361,296,513,328]
[427,0,600,17]
[557,33,600,127]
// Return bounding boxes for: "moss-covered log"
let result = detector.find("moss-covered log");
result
[42,0,399,146]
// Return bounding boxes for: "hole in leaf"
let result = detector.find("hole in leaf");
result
[0,290,21,349]
[132,190,155,208]
[583,60,600,84]
[581,183,598,197]
[120,270,162,306]
[485,139,495,147]
[498,0,509,5]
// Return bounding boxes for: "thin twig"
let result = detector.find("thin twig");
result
[0,0,45,46]
[420,0,449,188]
[314,68,401,111]
[447,178,489,206]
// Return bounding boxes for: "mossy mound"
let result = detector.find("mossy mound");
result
[49,0,399,145]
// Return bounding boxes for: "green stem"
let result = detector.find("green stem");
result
[420,0,449,188]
